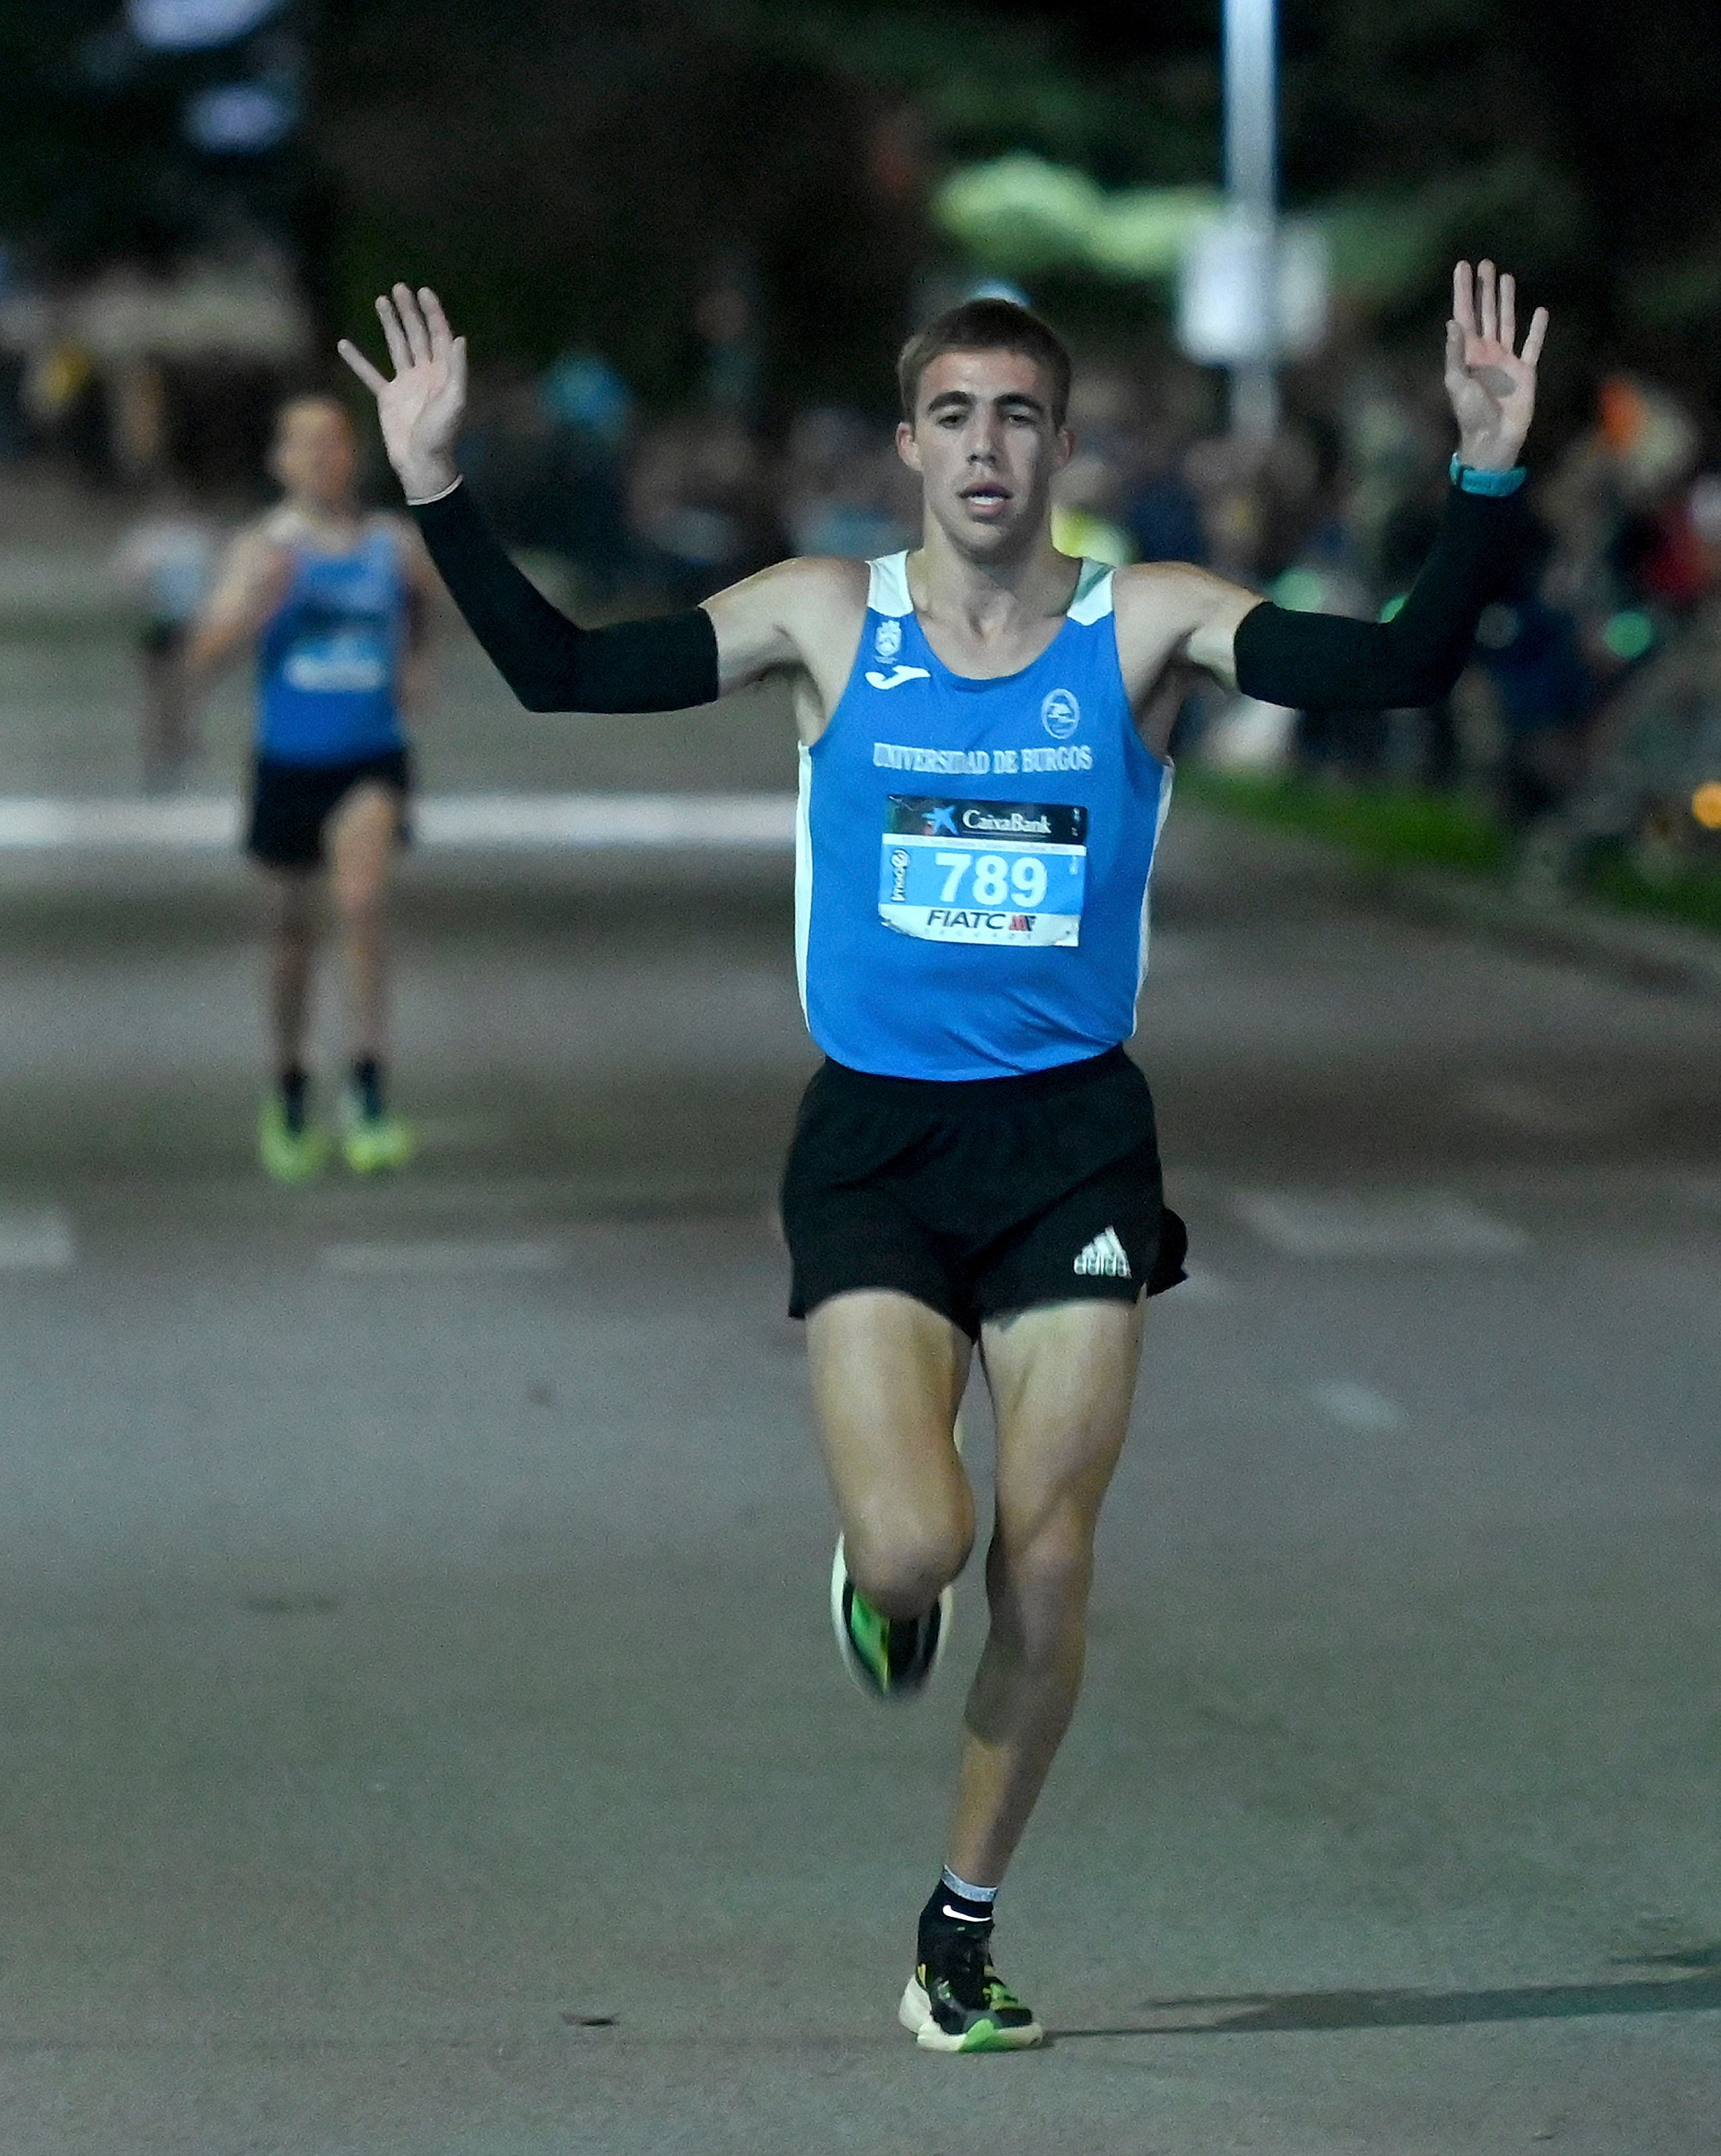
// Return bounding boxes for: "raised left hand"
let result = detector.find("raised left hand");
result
[1444,259,1549,472]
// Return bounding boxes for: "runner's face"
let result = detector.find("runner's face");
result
[898,350,1071,556]
[272,405,358,510]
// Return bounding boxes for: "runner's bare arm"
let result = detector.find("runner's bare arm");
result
[699,553,867,699]
[389,516,440,716]
[393,515,443,629]
[340,284,848,713]
[183,529,292,680]
[1115,261,1548,727]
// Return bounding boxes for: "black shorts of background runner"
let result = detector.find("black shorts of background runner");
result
[246,747,412,870]
[782,1046,1187,1338]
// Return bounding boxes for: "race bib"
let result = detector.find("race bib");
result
[878,796,1087,946]
[282,627,390,695]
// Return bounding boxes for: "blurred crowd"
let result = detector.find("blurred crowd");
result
[34,305,1721,885]
[449,337,1721,893]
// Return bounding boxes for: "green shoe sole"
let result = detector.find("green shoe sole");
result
[258,1105,329,1184]
[830,1540,951,1699]
[898,1975,1044,2052]
[341,1114,416,1174]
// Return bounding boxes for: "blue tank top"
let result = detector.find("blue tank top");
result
[257,521,408,765]
[796,550,1172,1081]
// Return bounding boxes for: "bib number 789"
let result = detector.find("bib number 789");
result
[934,850,1049,908]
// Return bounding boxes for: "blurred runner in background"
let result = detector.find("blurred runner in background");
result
[112,487,217,793]
[187,394,439,1182]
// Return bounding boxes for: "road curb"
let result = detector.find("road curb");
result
[1181,803,1721,997]
[0,792,797,852]
[1379,866,1721,996]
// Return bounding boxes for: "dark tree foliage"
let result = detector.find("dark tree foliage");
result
[1280,0,1721,410]
[317,0,922,418]
[0,3,183,267]
[7,1,1721,420]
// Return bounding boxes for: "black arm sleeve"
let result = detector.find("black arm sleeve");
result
[1232,480,1529,711]
[410,481,720,714]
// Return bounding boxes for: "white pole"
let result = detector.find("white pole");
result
[1224,0,1280,443]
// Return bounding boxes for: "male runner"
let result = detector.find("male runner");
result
[340,262,1545,2050]
[189,394,439,1181]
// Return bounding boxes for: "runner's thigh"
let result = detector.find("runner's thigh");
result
[980,1298,1146,1542]
[327,781,400,900]
[807,1289,974,1550]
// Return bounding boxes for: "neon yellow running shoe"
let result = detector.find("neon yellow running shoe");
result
[829,1416,962,1699]
[258,1095,329,1184]
[830,1540,951,1699]
[899,1932,1044,2052]
[340,1087,416,1174]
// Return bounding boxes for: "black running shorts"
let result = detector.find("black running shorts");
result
[246,747,412,870]
[782,1046,1187,1337]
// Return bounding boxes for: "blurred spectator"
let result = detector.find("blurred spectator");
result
[1277,512,1379,781]
[1124,449,1208,569]
[1375,476,1463,788]
[1051,448,1135,567]
[1540,375,1701,668]
[1050,365,1137,567]
[24,338,107,481]
[1340,362,1446,591]
[1558,501,1721,886]
[695,260,762,427]
[1110,361,1214,567]
[112,488,218,792]
[461,355,635,605]
[1469,534,1598,873]
[780,406,915,559]
[536,352,635,603]
[628,408,782,604]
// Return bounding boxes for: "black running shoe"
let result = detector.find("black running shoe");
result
[830,1537,951,1699]
[898,1928,1043,2052]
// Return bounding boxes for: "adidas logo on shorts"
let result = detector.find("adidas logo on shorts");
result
[1073,1227,1131,1278]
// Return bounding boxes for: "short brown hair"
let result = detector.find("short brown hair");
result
[274,391,355,441]
[897,299,1073,429]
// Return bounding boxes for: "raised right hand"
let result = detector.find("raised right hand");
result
[338,284,468,502]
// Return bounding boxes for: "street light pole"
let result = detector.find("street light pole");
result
[1224,0,1280,443]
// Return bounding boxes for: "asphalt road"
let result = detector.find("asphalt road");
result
[1,670,1719,2149]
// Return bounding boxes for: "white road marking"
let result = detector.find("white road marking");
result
[1311,1380,1409,1434]
[0,1206,75,1270]
[0,798,239,848]
[0,793,796,852]
[1232,1189,1530,1259]
[321,1238,567,1275]
[417,793,796,848]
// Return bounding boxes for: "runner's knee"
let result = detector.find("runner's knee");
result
[331,868,383,925]
[987,1515,1096,1651]
[846,1506,972,1617]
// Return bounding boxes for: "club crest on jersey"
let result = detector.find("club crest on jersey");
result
[874,617,902,661]
[1042,689,1080,740]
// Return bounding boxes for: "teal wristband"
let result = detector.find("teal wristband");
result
[1450,455,1526,497]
